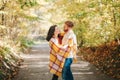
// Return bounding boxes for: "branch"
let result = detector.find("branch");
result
[0,2,6,10]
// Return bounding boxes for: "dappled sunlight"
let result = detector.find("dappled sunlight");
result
[14,43,115,80]
[72,63,90,68]
[20,53,49,59]
[25,64,48,68]
[73,72,94,75]
[0,0,119,80]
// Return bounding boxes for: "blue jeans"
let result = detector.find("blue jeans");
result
[62,58,74,80]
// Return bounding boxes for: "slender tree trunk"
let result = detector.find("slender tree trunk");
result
[1,14,5,25]
[113,9,116,26]
[0,1,6,25]
[112,0,116,27]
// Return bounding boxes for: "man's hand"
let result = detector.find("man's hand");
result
[73,57,77,63]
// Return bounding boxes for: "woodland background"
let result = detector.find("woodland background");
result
[0,0,120,80]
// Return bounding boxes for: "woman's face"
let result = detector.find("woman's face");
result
[54,27,60,36]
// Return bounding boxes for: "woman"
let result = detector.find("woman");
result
[46,25,69,80]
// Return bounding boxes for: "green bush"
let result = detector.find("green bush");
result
[18,37,34,51]
[0,46,20,80]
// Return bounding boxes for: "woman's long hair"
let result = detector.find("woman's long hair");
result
[46,25,57,41]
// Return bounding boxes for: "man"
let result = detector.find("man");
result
[62,21,77,80]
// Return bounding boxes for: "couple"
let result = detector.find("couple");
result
[46,21,77,80]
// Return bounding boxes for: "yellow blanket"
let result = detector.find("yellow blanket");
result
[49,38,69,76]
[49,37,77,76]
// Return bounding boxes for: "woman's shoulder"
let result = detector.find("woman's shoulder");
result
[49,38,59,47]
[50,37,54,41]
[49,38,54,46]
[49,38,57,43]
[50,37,56,41]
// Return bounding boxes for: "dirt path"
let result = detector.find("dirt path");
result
[13,42,116,80]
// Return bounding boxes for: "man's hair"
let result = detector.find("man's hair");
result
[65,21,74,28]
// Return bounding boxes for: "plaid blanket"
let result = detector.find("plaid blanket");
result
[49,38,69,76]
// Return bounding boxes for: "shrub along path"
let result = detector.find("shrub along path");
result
[13,42,116,80]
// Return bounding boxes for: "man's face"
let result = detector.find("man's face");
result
[64,24,68,32]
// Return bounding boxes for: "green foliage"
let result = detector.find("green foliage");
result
[0,47,10,57]
[0,45,21,80]
[51,0,120,47]
[19,37,34,48]
[18,12,40,21]
[0,0,39,79]
[18,0,38,9]
[45,0,56,2]
[0,0,119,79]
[0,70,5,80]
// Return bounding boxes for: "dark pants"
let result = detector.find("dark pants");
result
[62,58,74,80]
[52,74,58,80]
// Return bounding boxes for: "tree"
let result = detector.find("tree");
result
[47,0,120,47]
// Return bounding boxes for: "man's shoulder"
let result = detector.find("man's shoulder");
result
[69,30,76,36]
[65,30,75,39]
